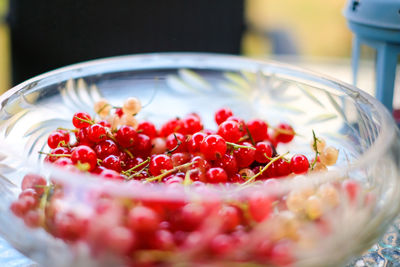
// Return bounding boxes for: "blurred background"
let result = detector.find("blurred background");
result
[0,0,353,93]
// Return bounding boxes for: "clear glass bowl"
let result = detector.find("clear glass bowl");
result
[0,53,399,267]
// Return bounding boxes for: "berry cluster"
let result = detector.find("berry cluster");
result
[10,97,364,267]
[43,98,315,184]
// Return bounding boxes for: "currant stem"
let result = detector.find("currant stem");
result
[39,151,71,158]
[74,116,94,125]
[242,152,289,186]
[226,142,256,150]
[57,127,78,133]
[145,162,194,183]
[311,130,319,170]
[244,125,256,146]
[166,133,182,154]
[123,157,150,175]
[271,125,296,136]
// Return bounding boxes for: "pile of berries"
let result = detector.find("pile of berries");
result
[9,97,364,267]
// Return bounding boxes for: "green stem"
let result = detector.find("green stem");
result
[226,142,256,150]
[145,162,194,183]
[241,152,289,186]
[123,157,150,175]
[57,127,78,133]
[244,125,256,146]
[38,151,71,158]
[74,116,94,125]
[311,130,319,170]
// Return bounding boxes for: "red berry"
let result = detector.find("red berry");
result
[102,155,121,172]
[115,125,138,148]
[217,120,243,143]
[190,156,211,171]
[248,191,273,222]
[290,154,309,174]
[132,134,152,157]
[234,142,255,168]
[274,123,295,143]
[159,118,183,137]
[219,205,241,231]
[166,133,187,153]
[246,119,268,142]
[200,134,227,161]
[206,167,228,183]
[214,153,238,176]
[75,127,94,147]
[72,112,92,129]
[127,206,160,232]
[187,132,207,153]
[275,158,291,177]
[182,114,203,135]
[21,173,46,195]
[88,124,107,143]
[229,173,245,183]
[254,141,273,163]
[47,130,70,149]
[71,145,98,171]
[94,140,119,160]
[171,152,191,167]
[137,121,158,139]
[215,108,233,125]
[149,155,173,176]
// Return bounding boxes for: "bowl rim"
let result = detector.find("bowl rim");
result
[1,52,397,181]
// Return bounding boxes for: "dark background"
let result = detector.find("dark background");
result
[8,0,244,85]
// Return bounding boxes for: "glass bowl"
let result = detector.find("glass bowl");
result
[0,53,399,267]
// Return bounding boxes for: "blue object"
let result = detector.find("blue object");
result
[344,0,400,112]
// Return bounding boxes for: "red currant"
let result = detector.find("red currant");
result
[254,141,273,163]
[132,134,152,157]
[187,132,206,153]
[217,120,242,143]
[115,125,138,148]
[88,124,107,143]
[72,112,92,129]
[234,142,255,168]
[206,167,228,183]
[137,121,158,139]
[94,140,119,160]
[275,158,291,177]
[71,145,98,171]
[246,119,268,142]
[214,153,238,176]
[215,107,233,125]
[274,123,295,143]
[182,114,203,135]
[159,118,183,137]
[200,134,227,161]
[166,133,187,153]
[290,154,309,174]
[102,155,121,172]
[47,130,70,149]
[149,155,173,176]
